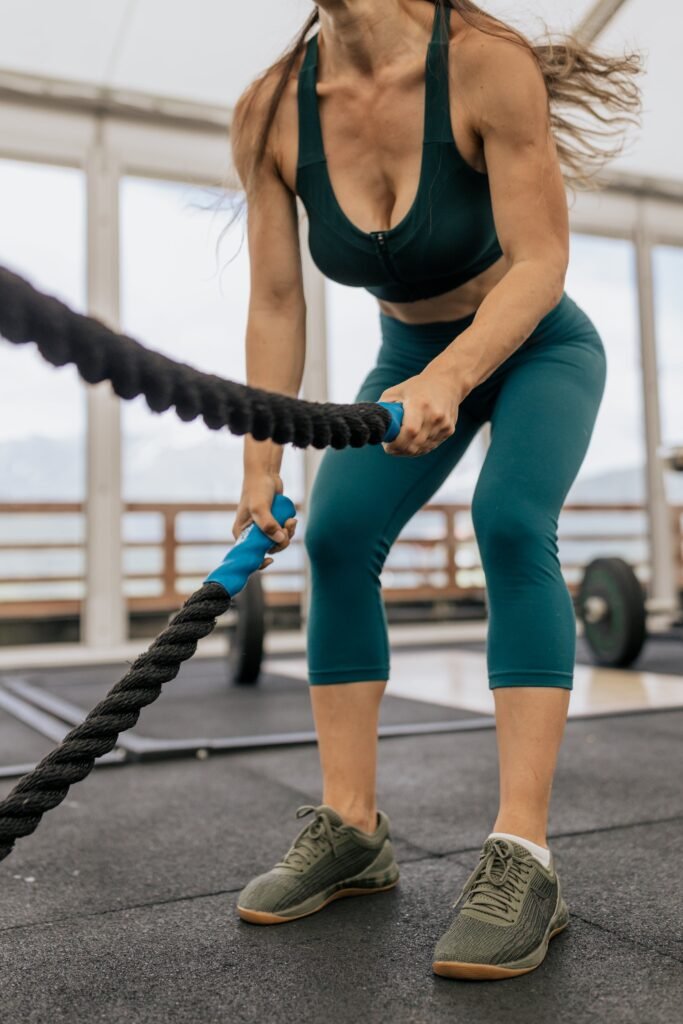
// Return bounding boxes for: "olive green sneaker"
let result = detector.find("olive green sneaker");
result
[236,803,400,924]
[433,836,569,980]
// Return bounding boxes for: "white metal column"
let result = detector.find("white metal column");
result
[634,215,678,614]
[299,201,329,628]
[83,129,126,647]
[575,0,630,42]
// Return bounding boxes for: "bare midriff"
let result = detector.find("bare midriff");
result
[375,254,509,323]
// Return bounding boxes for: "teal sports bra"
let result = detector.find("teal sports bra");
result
[295,4,503,303]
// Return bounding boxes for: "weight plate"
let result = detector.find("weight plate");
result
[578,557,647,668]
[228,573,265,685]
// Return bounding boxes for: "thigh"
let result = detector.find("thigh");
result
[473,327,607,520]
[307,358,483,559]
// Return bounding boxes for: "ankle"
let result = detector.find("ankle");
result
[323,796,378,835]
[345,813,379,836]
[493,817,548,848]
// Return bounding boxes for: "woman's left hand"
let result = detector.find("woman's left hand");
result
[379,370,462,456]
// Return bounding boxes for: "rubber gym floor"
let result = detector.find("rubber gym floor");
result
[1,641,682,1024]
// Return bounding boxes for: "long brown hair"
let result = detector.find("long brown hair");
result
[233,0,641,193]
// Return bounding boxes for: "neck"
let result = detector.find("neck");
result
[316,0,435,76]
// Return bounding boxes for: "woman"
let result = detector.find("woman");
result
[228,0,640,980]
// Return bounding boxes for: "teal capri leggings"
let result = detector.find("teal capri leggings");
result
[305,292,607,689]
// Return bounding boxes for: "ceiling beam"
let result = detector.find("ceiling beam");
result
[0,69,231,135]
[3,67,683,208]
[598,169,683,205]
[574,0,630,43]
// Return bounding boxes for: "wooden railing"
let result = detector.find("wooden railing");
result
[0,500,681,619]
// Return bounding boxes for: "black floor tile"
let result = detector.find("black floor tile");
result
[2,863,680,1024]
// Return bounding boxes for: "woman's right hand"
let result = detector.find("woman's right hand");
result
[232,472,297,572]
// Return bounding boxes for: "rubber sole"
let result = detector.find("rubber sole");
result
[432,921,569,981]
[237,878,399,925]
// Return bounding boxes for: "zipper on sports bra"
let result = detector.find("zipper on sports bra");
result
[371,231,420,300]
[371,231,404,285]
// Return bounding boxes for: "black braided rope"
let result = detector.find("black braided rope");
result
[0,583,231,863]
[0,265,391,449]
[0,264,398,865]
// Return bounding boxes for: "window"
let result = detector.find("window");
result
[120,176,303,601]
[0,159,86,499]
[0,158,86,618]
[653,246,683,451]
[653,245,683,527]
[565,234,644,501]
[562,233,647,580]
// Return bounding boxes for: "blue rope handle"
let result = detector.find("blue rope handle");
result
[377,401,404,443]
[205,403,403,597]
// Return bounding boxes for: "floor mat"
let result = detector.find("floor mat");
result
[0,708,55,768]
[2,710,681,1024]
[12,657,483,743]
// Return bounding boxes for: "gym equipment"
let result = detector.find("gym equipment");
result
[578,445,683,668]
[0,492,294,862]
[578,557,647,667]
[0,266,399,450]
[228,574,265,685]
[0,264,407,862]
[0,478,392,860]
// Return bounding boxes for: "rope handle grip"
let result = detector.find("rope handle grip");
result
[204,403,403,597]
[205,494,297,597]
[378,401,404,443]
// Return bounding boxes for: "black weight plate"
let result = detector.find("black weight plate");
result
[578,557,647,668]
[228,573,265,685]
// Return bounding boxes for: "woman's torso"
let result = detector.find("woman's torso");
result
[273,2,510,324]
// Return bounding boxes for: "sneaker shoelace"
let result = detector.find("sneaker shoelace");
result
[276,805,342,871]
[454,838,533,922]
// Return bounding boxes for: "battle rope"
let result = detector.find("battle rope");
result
[0,264,392,449]
[0,495,301,864]
[0,583,230,862]
[0,266,406,863]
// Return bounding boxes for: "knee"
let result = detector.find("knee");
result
[304,503,383,577]
[303,511,334,570]
[472,492,551,561]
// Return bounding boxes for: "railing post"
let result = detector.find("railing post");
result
[162,508,177,604]
[446,507,457,595]
[674,505,683,597]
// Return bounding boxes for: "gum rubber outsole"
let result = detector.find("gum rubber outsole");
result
[432,921,569,980]
[237,878,399,925]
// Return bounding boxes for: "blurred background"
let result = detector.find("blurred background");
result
[0,0,680,654]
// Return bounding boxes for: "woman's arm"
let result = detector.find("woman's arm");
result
[430,33,569,396]
[382,34,569,456]
[233,81,307,476]
[231,81,304,548]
